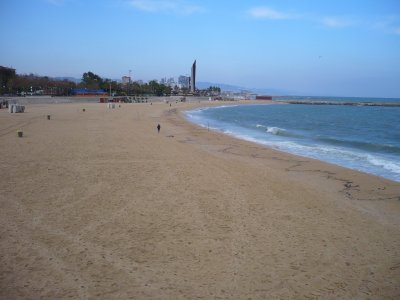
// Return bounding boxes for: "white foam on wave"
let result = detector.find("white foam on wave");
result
[366,155,400,174]
[266,126,286,135]
[277,142,400,181]
[212,105,239,109]
[226,130,400,181]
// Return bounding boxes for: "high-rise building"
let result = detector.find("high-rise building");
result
[190,60,196,93]
[167,77,175,86]
[178,75,190,88]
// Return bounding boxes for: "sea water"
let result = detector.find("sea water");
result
[185,98,400,182]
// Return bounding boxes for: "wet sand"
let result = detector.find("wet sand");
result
[1,101,399,299]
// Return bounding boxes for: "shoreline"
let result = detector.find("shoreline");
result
[1,101,399,298]
[173,101,400,215]
[181,101,400,183]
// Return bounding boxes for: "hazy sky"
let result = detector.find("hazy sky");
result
[1,0,400,97]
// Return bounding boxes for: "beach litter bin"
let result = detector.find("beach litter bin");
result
[17,130,23,138]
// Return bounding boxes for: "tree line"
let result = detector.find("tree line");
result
[0,68,221,97]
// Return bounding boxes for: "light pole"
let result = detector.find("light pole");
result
[128,69,132,96]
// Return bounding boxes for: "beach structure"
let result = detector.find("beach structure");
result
[190,60,196,93]
[0,99,9,109]
[256,95,273,100]
[9,104,25,113]
[70,88,107,96]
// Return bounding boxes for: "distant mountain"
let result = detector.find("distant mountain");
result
[197,81,292,95]
[250,87,294,96]
[196,81,247,92]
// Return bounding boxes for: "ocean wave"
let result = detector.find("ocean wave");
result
[225,132,400,181]
[317,137,400,154]
[366,155,400,175]
[273,141,400,181]
[266,126,286,135]
[263,126,302,138]
[256,124,288,136]
[212,105,239,109]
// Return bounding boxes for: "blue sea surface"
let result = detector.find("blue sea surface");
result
[276,95,400,104]
[185,99,400,182]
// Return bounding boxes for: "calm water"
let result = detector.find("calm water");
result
[186,99,400,182]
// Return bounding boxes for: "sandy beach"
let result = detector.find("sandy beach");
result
[1,100,399,299]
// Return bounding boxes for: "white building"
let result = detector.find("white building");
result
[122,76,131,84]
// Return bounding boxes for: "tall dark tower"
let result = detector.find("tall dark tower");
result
[190,60,196,93]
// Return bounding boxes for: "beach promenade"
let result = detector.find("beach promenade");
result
[1,100,399,299]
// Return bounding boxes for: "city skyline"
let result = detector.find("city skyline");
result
[1,0,399,97]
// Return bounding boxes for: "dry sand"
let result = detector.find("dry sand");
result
[0,101,399,299]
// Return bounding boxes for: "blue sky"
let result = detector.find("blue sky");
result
[1,0,399,97]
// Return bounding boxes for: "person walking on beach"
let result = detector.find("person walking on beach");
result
[157,124,161,133]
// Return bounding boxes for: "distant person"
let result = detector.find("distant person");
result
[157,124,161,133]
